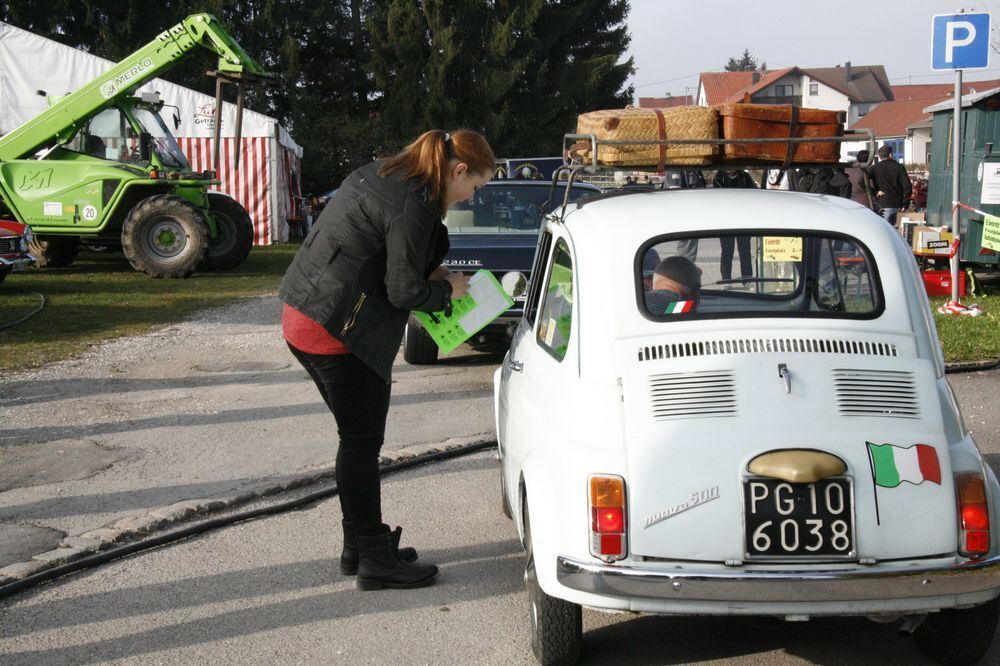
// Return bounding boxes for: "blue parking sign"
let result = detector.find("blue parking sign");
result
[932,13,991,70]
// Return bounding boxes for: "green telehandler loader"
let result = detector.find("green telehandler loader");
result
[0,13,273,278]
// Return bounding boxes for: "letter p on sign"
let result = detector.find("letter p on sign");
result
[933,13,991,70]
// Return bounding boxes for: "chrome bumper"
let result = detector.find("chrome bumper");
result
[0,256,34,270]
[557,554,1000,603]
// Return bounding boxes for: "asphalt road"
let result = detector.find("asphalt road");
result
[2,294,1000,663]
[2,451,997,665]
[0,295,498,569]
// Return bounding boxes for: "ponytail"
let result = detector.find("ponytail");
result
[380,129,495,211]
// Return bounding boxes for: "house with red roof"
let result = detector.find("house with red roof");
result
[637,94,694,109]
[849,80,1000,165]
[697,63,893,127]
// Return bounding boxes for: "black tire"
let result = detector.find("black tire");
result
[403,316,438,365]
[200,193,254,271]
[524,503,582,665]
[28,235,80,268]
[0,266,9,284]
[121,195,209,279]
[914,596,1000,665]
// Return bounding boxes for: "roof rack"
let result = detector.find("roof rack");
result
[545,129,877,222]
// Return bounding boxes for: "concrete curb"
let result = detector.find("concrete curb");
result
[0,434,495,585]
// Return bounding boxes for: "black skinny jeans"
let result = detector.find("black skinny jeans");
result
[288,344,390,536]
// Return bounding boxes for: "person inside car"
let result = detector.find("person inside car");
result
[644,255,701,314]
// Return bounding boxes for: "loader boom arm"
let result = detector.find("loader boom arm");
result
[0,13,270,162]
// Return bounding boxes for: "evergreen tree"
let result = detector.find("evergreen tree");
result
[725,48,766,72]
[368,0,634,158]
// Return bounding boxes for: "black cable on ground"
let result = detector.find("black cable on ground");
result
[0,440,496,600]
[0,291,46,331]
[945,357,1000,374]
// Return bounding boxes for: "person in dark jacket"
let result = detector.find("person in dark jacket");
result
[870,145,912,226]
[713,169,755,283]
[279,129,495,591]
[644,255,701,314]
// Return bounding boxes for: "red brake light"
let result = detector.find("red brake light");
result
[588,475,626,561]
[592,507,624,533]
[956,473,991,557]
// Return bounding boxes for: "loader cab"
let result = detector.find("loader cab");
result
[63,95,190,172]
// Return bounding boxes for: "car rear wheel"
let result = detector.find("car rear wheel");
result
[403,316,438,365]
[524,503,582,665]
[913,596,1000,665]
[29,235,80,268]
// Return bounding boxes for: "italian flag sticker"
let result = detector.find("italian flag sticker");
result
[866,442,941,488]
[663,300,695,314]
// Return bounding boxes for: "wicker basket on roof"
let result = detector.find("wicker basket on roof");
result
[570,106,719,168]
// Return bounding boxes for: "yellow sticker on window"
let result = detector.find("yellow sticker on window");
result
[762,237,803,262]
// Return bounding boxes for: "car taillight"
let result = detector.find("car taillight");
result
[957,473,990,557]
[589,475,626,562]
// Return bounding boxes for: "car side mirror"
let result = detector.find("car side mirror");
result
[139,132,152,162]
[172,112,181,130]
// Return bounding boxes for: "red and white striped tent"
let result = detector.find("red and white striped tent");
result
[0,21,303,245]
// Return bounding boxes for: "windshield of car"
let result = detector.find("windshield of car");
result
[133,108,189,169]
[444,183,595,233]
[638,232,882,320]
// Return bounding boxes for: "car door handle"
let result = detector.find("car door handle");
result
[507,359,524,372]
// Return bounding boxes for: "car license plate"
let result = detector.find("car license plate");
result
[743,477,855,559]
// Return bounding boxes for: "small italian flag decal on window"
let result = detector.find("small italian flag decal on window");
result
[663,300,695,314]
[866,442,941,488]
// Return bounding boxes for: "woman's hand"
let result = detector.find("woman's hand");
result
[446,271,470,299]
[429,265,451,280]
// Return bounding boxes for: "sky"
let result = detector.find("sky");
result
[625,0,1000,102]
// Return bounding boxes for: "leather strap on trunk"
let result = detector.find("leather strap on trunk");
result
[654,109,666,172]
[781,105,799,171]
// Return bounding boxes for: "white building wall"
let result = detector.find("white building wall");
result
[697,83,708,106]
[909,128,932,166]
[801,77,851,112]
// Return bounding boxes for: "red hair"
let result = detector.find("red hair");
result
[380,129,495,211]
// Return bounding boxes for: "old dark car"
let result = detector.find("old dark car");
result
[0,219,34,284]
[402,179,601,364]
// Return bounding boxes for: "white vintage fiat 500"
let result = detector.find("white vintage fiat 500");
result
[494,186,1000,665]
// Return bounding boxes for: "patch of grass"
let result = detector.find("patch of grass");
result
[0,243,299,373]
[930,274,1000,363]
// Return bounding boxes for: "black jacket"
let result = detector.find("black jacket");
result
[870,158,912,209]
[279,161,452,381]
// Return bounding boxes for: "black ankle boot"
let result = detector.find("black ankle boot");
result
[341,520,418,575]
[356,526,438,591]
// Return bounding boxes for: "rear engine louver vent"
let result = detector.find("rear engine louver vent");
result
[639,338,897,362]
[833,369,919,419]
[649,370,737,421]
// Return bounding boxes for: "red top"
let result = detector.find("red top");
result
[282,303,349,355]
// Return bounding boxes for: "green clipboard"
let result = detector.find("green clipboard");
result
[413,270,514,354]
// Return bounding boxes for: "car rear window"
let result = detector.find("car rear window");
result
[444,183,595,233]
[638,232,883,320]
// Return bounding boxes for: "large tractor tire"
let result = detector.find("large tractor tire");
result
[121,194,210,279]
[29,235,80,268]
[200,193,254,271]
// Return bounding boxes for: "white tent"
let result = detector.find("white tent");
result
[0,21,303,245]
